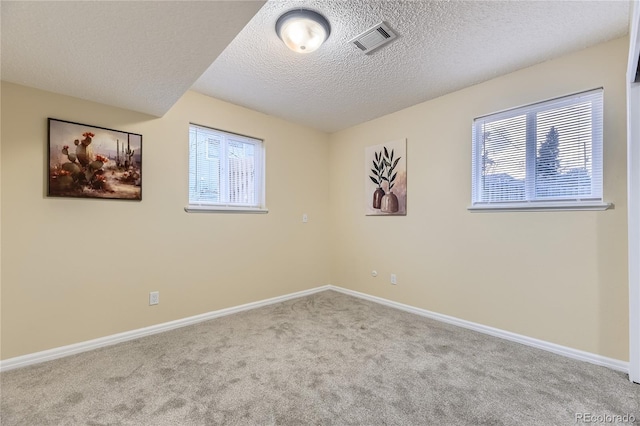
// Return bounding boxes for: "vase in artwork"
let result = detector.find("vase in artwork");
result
[372,188,385,209]
[380,191,399,213]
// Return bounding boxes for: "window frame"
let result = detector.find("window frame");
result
[469,89,611,212]
[185,123,267,214]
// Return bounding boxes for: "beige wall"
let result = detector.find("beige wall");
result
[329,37,629,361]
[0,36,631,363]
[0,85,331,359]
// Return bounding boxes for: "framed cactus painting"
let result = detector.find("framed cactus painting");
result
[48,118,142,200]
[365,139,406,216]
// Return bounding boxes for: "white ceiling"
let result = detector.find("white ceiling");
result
[0,1,265,116]
[1,1,630,133]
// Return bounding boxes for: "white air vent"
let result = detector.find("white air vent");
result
[349,22,397,54]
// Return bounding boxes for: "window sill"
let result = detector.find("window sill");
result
[468,201,613,212]
[184,205,269,214]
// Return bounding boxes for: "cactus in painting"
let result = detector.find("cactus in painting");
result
[60,145,81,175]
[86,155,108,188]
[50,127,140,197]
[74,132,94,166]
[52,139,109,191]
[124,139,135,168]
[61,145,77,164]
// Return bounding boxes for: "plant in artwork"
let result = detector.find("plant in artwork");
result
[380,146,401,213]
[368,147,402,212]
[365,139,407,216]
[369,150,386,208]
[48,119,142,200]
[53,132,109,191]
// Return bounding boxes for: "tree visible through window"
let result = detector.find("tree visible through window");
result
[471,89,604,209]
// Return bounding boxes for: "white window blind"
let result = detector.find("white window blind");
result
[188,124,265,211]
[471,89,607,210]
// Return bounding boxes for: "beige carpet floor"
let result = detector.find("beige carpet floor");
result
[0,290,638,425]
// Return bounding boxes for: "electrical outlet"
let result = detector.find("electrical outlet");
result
[390,274,397,285]
[149,291,159,306]
[302,213,308,223]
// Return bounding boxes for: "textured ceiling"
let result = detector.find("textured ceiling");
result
[193,0,630,133]
[1,1,265,116]
[1,1,630,132]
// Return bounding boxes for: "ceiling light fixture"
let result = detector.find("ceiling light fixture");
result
[275,9,331,54]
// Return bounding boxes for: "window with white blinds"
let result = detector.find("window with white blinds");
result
[471,89,609,211]
[188,124,265,212]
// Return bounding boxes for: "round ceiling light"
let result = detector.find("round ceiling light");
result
[275,9,331,54]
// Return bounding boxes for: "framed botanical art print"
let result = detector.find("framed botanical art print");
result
[365,139,407,215]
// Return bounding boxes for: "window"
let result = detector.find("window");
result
[470,89,610,211]
[187,124,266,213]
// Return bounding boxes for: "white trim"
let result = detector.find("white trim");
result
[468,201,612,212]
[0,284,629,375]
[184,205,268,214]
[628,0,640,384]
[0,285,330,372]
[327,285,629,373]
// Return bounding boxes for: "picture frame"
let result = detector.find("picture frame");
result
[48,118,142,200]
[365,139,407,215]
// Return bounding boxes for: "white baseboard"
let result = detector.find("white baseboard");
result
[328,285,630,374]
[1,284,629,375]
[0,285,331,372]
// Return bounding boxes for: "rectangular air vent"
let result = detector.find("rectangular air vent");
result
[349,22,397,54]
